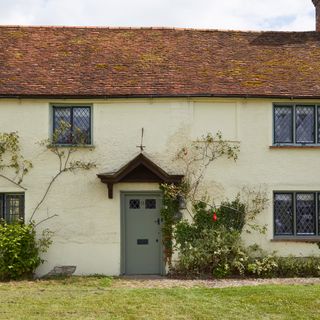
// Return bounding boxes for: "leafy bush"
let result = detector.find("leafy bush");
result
[174,197,247,250]
[275,256,320,277]
[0,222,52,280]
[172,198,320,279]
[174,201,212,251]
[246,255,320,278]
[216,197,246,232]
[173,226,248,278]
[173,199,249,278]
[247,255,278,277]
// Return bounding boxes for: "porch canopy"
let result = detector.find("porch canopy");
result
[97,153,183,199]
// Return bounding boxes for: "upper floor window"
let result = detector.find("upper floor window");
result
[274,104,319,145]
[52,106,92,145]
[274,192,319,238]
[0,193,24,223]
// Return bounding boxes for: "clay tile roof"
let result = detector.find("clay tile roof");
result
[1,25,320,99]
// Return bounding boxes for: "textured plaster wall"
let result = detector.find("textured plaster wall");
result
[0,97,319,276]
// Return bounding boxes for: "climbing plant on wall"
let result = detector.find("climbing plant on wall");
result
[160,132,270,270]
[0,132,33,190]
[30,121,96,224]
[159,183,180,266]
[0,122,96,279]
[160,132,240,264]
[0,122,96,224]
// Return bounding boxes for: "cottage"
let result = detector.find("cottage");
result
[1,1,320,276]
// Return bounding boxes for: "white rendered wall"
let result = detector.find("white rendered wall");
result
[0,97,319,276]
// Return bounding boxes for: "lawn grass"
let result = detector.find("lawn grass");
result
[0,276,320,319]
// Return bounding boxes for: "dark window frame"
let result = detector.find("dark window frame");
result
[52,105,92,145]
[274,191,320,238]
[0,193,25,223]
[273,104,319,145]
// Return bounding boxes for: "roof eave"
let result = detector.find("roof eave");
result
[1,93,320,100]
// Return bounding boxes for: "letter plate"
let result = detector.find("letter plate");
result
[137,239,148,245]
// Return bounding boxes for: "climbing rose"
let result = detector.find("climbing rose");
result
[212,212,217,221]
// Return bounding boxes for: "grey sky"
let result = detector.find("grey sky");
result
[0,0,316,31]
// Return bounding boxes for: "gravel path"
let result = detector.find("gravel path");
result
[112,277,320,288]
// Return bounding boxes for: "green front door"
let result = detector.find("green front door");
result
[123,193,162,275]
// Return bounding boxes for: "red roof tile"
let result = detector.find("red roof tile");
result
[1,26,320,99]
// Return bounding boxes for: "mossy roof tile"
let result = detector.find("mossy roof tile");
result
[1,26,320,98]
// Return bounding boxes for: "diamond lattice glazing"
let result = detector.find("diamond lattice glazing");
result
[296,106,315,144]
[274,193,293,235]
[274,106,293,143]
[296,193,315,235]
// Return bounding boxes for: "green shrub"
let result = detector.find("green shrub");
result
[173,199,249,278]
[173,198,320,279]
[274,256,320,277]
[247,255,278,277]
[0,222,52,280]
[173,227,249,278]
[217,197,246,232]
[174,198,246,250]
[246,253,320,278]
[173,221,249,278]
[171,193,320,279]
[174,201,212,251]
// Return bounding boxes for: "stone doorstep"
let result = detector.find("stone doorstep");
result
[42,265,77,278]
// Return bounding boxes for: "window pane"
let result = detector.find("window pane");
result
[296,106,315,144]
[274,106,293,143]
[296,193,315,235]
[274,193,293,235]
[53,107,72,144]
[317,107,320,143]
[145,199,156,209]
[318,194,320,235]
[129,199,140,209]
[5,194,24,223]
[73,107,91,144]
[0,194,4,220]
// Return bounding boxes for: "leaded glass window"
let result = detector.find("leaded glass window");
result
[274,192,320,237]
[317,107,320,142]
[274,104,319,145]
[274,106,293,143]
[274,193,293,235]
[145,199,156,209]
[296,193,316,235]
[0,193,24,223]
[129,199,140,209]
[296,106,315,144]
[53,106,91,145]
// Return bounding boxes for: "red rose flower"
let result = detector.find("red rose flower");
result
[212,212,217,221]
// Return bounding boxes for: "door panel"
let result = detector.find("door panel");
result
[124,194,161,275]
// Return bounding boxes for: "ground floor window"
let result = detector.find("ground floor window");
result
[0,193,24,223]
[274,192,319,237]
